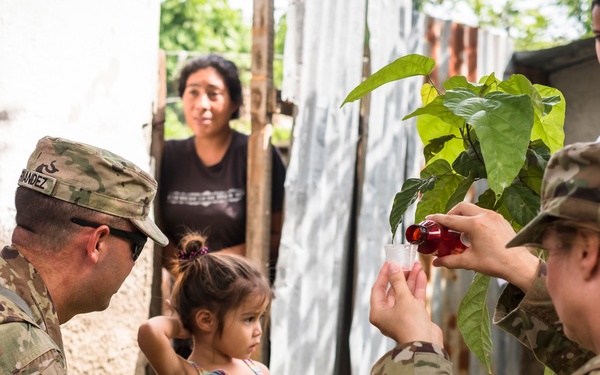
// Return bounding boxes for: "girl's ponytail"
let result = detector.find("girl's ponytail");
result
[170,232,208,276]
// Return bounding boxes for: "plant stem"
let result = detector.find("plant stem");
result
[427,75,443,95]
[462,124,485,165]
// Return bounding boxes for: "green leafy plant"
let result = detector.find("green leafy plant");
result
[341,54,565,373]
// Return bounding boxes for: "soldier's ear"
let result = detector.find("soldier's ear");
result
[579,232,600,281]
[81,226,110,264]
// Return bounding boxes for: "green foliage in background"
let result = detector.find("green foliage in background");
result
[415,0,594,51]
[342,53,565,373]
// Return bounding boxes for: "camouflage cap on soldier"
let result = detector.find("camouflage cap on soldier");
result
[507,141,600,248]
[17,136,168,246]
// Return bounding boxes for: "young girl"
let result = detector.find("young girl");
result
[138,233,272,375]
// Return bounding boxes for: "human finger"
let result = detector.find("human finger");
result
[413,266,428,305]
[405,262,422,294]
[386,261,411,301]
[445,201,483,216]
[370,262,391,309]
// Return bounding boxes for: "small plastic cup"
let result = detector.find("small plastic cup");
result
[384,243,417,271]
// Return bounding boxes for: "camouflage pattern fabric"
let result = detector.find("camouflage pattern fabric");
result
[370,341,452,375]
[18,136,168,247]
[508,141,600,248]
[0,246,66,374]
[494,262,596,375]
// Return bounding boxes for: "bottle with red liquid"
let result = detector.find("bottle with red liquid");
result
[405,220,470,257]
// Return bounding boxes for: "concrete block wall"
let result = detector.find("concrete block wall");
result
[0,1,161,373]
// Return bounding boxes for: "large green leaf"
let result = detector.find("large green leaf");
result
[417,114,464,166]
[421,83,438,105]
[445,174,474,212]
[415,160,464,222]
[452,142,487,179]
[476,189,497,210]
[498,74,544,113]
[444,89,534,196]
[443,75,481,92]
[389,178,433,240]
[494,196,525,232]
[403,96,464,129]
[477,73,501,96]
[500,182,541,227]
[423,135,458,164]
[458,273,493,374]
[341,54,436,106]
[533,85,566,153]
[519,141,551,195]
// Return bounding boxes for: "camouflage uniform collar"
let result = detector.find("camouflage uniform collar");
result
[0,245,64,351]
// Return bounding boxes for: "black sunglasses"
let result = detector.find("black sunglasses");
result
[71,217,147,261]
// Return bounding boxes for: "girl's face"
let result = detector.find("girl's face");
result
[213,294,269,359]
[593,5,600,63]
[182,67,239,139]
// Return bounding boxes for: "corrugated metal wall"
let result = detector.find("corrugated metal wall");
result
[271,1,515,374]
[270,0,366,374]
[349,0,424,373]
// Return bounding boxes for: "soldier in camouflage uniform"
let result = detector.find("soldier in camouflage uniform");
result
[370,141,600,375]
[0,136,168,373]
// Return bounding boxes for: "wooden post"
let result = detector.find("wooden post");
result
[140,48,166,375]
[248,0,275,364]
[150,49,167,319]
[247,0,275,273]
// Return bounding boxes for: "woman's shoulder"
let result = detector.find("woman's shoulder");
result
[163,137,195,161]
[165,136,194,150]
[230,130,249,147]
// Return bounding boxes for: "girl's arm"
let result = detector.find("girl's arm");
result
[138,316,191,375]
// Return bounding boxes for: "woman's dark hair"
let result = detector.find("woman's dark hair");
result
[170,233,272,336]
[594,0,600,9]
[177,54,243,120]
[544,220,600,253]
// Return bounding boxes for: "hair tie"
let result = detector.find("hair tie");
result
[177,246,208,260]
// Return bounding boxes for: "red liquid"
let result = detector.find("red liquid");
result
[405,220,468,257]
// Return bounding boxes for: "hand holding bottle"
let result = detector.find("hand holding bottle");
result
[425,202,540,292]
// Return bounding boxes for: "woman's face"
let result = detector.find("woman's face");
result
[593,5,600,63]
[182,67,239,139]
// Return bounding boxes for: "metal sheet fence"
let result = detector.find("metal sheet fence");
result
[270,0,366,374]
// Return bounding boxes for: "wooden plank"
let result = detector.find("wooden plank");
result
[150,48,167,319]
[248,0,275,365]
[247,0,275,273]
[143,48,167,375]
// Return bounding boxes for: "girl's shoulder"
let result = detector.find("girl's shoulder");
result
[188,360,228,375]
[243,358,270,375]
[187,358,268,375]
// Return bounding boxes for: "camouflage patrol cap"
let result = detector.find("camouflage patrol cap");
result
[507,141,600,248]
[17,136,168,246]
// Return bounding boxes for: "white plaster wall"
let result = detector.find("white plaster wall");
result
[550,59,600,145]
[0,1,161,373]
